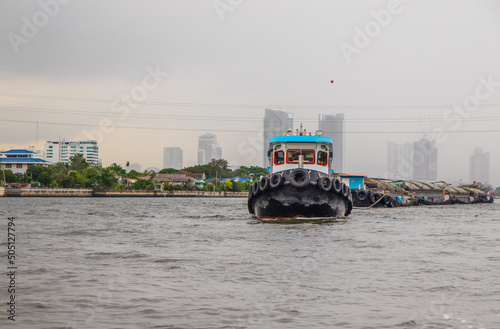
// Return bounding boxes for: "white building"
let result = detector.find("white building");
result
[163,147,183,170]
[44,139,99,165]
[0,149,51,175]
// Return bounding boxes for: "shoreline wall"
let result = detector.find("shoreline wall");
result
[2,188,247,198]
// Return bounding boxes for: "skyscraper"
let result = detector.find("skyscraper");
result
[163,147,183,170]
[469,148,489,184]
[412,138,437,181]
[263,109,293,167]
[387,141,414,179]
[318,114,344,173]
[198,133,222,165]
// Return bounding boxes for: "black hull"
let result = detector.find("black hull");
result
[248,170,352,219]
[351,189,397,208]
[351,189,494,208]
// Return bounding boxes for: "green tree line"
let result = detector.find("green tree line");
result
[0,155,267,191]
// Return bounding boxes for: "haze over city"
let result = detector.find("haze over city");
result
[1,0,499,185]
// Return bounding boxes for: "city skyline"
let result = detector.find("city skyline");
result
[1,1,500,185]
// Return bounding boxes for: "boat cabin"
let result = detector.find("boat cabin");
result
[267,126,334,176]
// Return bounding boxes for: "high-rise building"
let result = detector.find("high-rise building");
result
[263,109,293,166]
[412,138,437,181]
[163,147,183,170]
[198,133,222,165]
[469,148,489,184]
[319,113,344,173]
[387,141,414,179]
[43,139,99,165]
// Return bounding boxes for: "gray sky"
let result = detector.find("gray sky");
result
[1,0,499,185]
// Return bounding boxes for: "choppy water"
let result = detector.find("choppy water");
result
[0,197,499,329]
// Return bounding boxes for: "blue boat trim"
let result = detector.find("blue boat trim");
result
[269,136,332,144]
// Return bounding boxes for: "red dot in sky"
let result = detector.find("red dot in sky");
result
[330,80,334,83]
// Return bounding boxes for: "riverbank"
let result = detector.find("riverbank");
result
[0,187,247,198]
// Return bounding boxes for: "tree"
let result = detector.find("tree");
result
[223,179,233,191]
[159,168,179,174]
[108,163,126,176]
[126,170,140,179]
[184,158,233,179]
[2,170,18,183]
[209,159,229,170]
[235,166,267,180]
[232,181,244,192]
[98,168,118,188]
[69,154,89,171]
[38,172,52,186]
[129,179,154,190]
[82,167,100,187]
[53,171,74,188]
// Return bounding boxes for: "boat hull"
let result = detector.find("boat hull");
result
[253,185,348,218]
[248,170,352,219]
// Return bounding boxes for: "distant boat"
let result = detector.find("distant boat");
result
[248,124,352,220]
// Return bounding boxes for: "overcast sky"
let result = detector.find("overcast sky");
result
[1,0,499,185]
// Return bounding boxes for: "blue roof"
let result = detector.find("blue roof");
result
[269,135,333,144]
[1,149,37,154]
[0,158,51,164]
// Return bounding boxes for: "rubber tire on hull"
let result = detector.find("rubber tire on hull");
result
[247,196,255,214]
[289,168,311,188]
[370,192,382,204]
[356,190,368,201]
[269,173,283,189]
[382,195,393,207]
[332,178,342,194]
[259,176,270,192]
[251,182,259,197]
[341,183,349,198]
[317,177,332,192]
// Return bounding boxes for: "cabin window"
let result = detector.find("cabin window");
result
[274,151,284,165]
[287,150,315,164]
[317,151,328,165]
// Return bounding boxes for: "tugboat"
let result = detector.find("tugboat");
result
[248,124,352,219]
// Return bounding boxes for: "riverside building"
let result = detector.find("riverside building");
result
[0,149,51,175]
[43,139,99,165]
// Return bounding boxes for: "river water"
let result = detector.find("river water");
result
[0,197,499,329]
